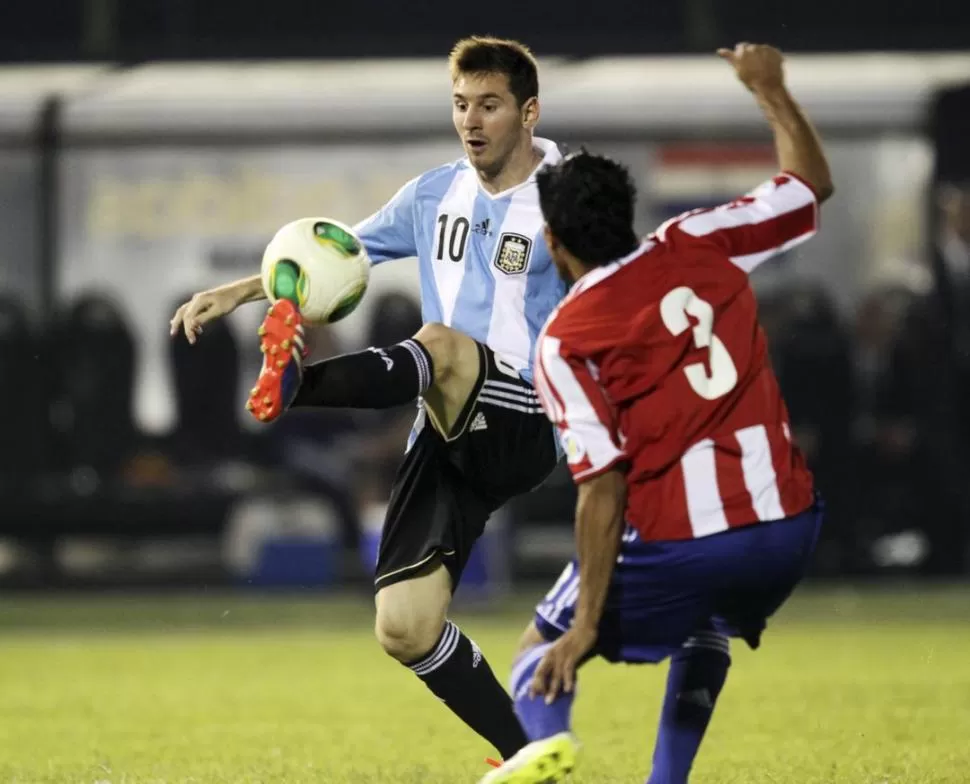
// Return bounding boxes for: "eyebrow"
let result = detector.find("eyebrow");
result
[453,92,504,102]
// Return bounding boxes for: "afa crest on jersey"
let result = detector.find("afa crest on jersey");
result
[494,233,532,275]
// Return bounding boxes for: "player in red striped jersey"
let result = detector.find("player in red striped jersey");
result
[538,167,819,541]
[482,44,834,784]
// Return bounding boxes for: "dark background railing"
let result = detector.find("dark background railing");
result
[4,0,970,62]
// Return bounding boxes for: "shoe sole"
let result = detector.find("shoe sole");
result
[247,300,303,422]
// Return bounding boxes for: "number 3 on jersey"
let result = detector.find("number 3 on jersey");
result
[660,286,738,400]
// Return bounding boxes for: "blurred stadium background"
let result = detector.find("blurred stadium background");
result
[3,2,970,782]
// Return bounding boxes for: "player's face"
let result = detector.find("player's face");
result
[452,73,534,176]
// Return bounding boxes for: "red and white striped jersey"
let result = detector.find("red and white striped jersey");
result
[534,172,818,542]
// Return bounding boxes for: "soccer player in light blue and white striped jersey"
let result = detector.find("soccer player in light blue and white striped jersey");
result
[358,133,565,384]
[170,37,567,767]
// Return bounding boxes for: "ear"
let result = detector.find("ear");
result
[522,96,540,130]
[543,224,557,251]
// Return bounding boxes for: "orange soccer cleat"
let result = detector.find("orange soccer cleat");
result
[246,299,307,423]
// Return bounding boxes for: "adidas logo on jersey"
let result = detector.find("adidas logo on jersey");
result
[470,412,488,432]
[472,218,492,236]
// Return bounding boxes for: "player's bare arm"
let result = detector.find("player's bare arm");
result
[530,468,626,702]
[718,43,834,202]
[169,273,265,344]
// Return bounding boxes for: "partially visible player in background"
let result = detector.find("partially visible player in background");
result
[482,44,834,784]
[170,38,565,764]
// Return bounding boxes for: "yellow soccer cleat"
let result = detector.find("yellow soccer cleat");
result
[477,733,580,784]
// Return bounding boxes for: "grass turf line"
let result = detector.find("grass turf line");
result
[1,586,968,783]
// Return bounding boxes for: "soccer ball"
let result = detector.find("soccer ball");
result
[260,217,371,324]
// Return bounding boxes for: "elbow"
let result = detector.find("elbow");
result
[788,165,833,205]
[813,160,834,203]
[816,178,835,204]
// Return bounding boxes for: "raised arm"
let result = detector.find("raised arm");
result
[171,175,421,344]
[718,43,833,202]
[170,274,265,345]
[654,45,832,274]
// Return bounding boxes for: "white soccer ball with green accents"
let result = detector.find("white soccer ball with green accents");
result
[261,217,371,324]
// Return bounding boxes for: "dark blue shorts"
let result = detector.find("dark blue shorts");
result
[534,498,823,663]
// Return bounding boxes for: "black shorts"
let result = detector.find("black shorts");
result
[374,342,560,592]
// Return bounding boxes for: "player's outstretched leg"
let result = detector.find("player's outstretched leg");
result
[247,300,437,422]
[646,630,731,784]
[375,563,529,761]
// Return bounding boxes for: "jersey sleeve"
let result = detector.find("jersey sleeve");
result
[658,172,819,273]
[535,330,626,483]
[353,176,419,265]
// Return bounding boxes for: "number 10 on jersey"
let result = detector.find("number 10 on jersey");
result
[436,214,470,262]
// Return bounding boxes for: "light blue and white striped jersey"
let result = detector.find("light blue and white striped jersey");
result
[354,137,567,384]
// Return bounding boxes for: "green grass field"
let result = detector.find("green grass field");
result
[2,585,969,783]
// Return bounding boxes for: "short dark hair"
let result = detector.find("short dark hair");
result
[448,36,539,107]
[536,150,639,267]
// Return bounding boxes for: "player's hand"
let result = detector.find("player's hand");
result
[529,625,597,704]
[169,288,240,345]
[717,43,785,94]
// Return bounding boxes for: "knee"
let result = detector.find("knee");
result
[374,602,445,663]
[413,322,475,385]
[515,621,548,658]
